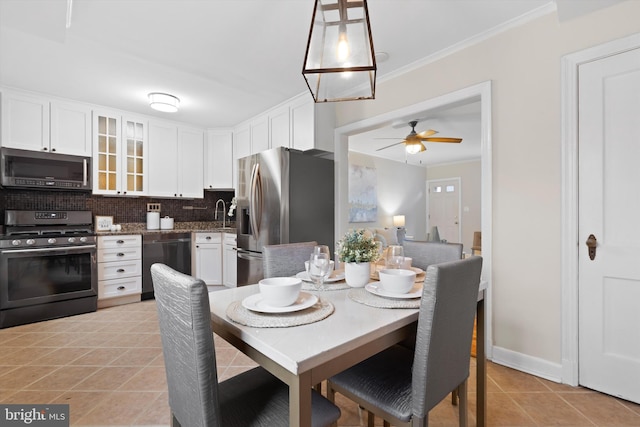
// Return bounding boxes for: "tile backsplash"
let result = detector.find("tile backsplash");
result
[0,189,235,225]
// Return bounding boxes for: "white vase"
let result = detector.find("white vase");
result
[344,262,371,288]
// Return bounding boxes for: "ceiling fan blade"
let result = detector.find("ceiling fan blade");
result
[376,140,406,151]
[374,137,407,140]
[416,129,438,138]
[421,137,463,143]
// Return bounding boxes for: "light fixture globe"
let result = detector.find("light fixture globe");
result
[405,141,425,154]
[148,92,180,113]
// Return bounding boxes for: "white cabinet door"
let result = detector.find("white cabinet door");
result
[270,105,290,149]
[1,90,49,151]
[93,110,123,195]
[290,96,315,152]
[178,126,204,198]
[205,130,233,189]
[223,240,237,287]
[50,101,92,156]
[195,243,222,285]
[251,115,269,154]
[121,116,148,196]
[234,125,251,160]
[148,121,179,197]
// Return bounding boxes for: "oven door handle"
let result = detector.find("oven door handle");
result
[2,245,97,255]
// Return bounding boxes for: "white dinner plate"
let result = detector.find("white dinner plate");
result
[365,282,423,299]
[296,270,346,283]
[242,292,319,313]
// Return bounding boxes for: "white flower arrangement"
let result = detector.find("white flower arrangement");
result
[228,197,237,217]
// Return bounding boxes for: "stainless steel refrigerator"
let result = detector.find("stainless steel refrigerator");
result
[236,147,334,286]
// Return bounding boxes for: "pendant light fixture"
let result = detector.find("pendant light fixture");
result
[302,0,376,103]
[148,92,180,113]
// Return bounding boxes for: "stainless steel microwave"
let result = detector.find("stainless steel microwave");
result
[1,147,91,191]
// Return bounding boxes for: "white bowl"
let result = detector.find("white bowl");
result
[259,277,302,307]
[378,269,416,294]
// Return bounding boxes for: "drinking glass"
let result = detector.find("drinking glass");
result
[308,253,330,291]
[313,245,332,279]
[386,245,405,269]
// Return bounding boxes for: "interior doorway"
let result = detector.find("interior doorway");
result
[334,80,493,357]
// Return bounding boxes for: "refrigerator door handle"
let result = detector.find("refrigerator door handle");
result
[249,163,262,237]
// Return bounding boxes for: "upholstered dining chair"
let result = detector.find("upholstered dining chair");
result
[263,241,318,278]
[327,256,482,427]
[403,240,463,271]
[151,263,341,427]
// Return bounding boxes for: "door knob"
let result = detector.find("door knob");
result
[585,234,597,260]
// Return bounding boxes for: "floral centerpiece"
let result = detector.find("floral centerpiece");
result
[337,229,380,287]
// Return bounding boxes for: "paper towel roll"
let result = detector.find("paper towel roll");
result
[147,212,160,230]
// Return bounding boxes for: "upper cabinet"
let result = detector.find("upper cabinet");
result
[205,130,233,190]
[92,110,148,196]
[1,89,92,156]
[231,93,336,167]
[148,121,204,198]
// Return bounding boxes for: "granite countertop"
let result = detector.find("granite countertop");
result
[96,221,236,236]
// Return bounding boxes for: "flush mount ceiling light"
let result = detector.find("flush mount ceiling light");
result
[148,92,180,113]
[302,0,376,103]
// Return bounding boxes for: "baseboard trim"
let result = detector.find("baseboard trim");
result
[491,346,563,383]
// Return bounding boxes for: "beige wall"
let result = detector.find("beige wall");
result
[348,151,427,240]
[427,160,481,253]
[334,2,640,366]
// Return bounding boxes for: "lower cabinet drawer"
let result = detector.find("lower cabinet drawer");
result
[98,260,141,280]
[99,277,142,299]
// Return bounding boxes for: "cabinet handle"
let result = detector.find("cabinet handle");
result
[43,147,48,151]
[117,240,125,244]
[117,253,125,257]
[206,236,211,240]
[117,286,126,291]
[51,148,56,152]
[117,268,125,273]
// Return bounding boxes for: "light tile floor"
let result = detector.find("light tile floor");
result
[1,300,639,426]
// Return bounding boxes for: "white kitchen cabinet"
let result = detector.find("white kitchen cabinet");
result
[234,125,251,160]
[193,232,223,286]
[223,232,237,287]
[269,105,291,149]
[205,129,234,189]
[1,89,92,156]
[148,121,204,198]
[289,94,335,152]
[251,115,270,154]
[97,234,142,308]
[178,126,205,198]
[93,110,148,196]
[50,100,92,156]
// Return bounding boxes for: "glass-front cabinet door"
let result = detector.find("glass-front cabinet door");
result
[122,117,147,195]
[92,111,147,196]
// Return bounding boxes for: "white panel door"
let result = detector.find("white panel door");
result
[427,178,461,243]
[578,47,640,403]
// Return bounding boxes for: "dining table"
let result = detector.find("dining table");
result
[209,273,487,427]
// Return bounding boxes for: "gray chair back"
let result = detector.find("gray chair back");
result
[263,241,318,278]
[151,263,221,427]
[403,240,463,271]
[412,256,483,418]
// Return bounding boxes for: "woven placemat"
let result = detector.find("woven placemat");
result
[226,297,334,328]
[301,281,350,291]
[348,288,421,309]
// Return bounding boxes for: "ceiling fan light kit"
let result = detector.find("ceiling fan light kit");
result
[302,0,376,102]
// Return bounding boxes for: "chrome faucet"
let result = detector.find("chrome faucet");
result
[214,199,226,228]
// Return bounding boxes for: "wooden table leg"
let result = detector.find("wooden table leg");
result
[476,295,486,427]
[289,371,313,427]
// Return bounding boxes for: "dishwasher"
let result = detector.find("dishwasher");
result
[141,232,191,300]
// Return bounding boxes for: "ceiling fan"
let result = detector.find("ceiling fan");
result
[376,120,462,154]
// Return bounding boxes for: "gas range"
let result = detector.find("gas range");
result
[1,210,96,249]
